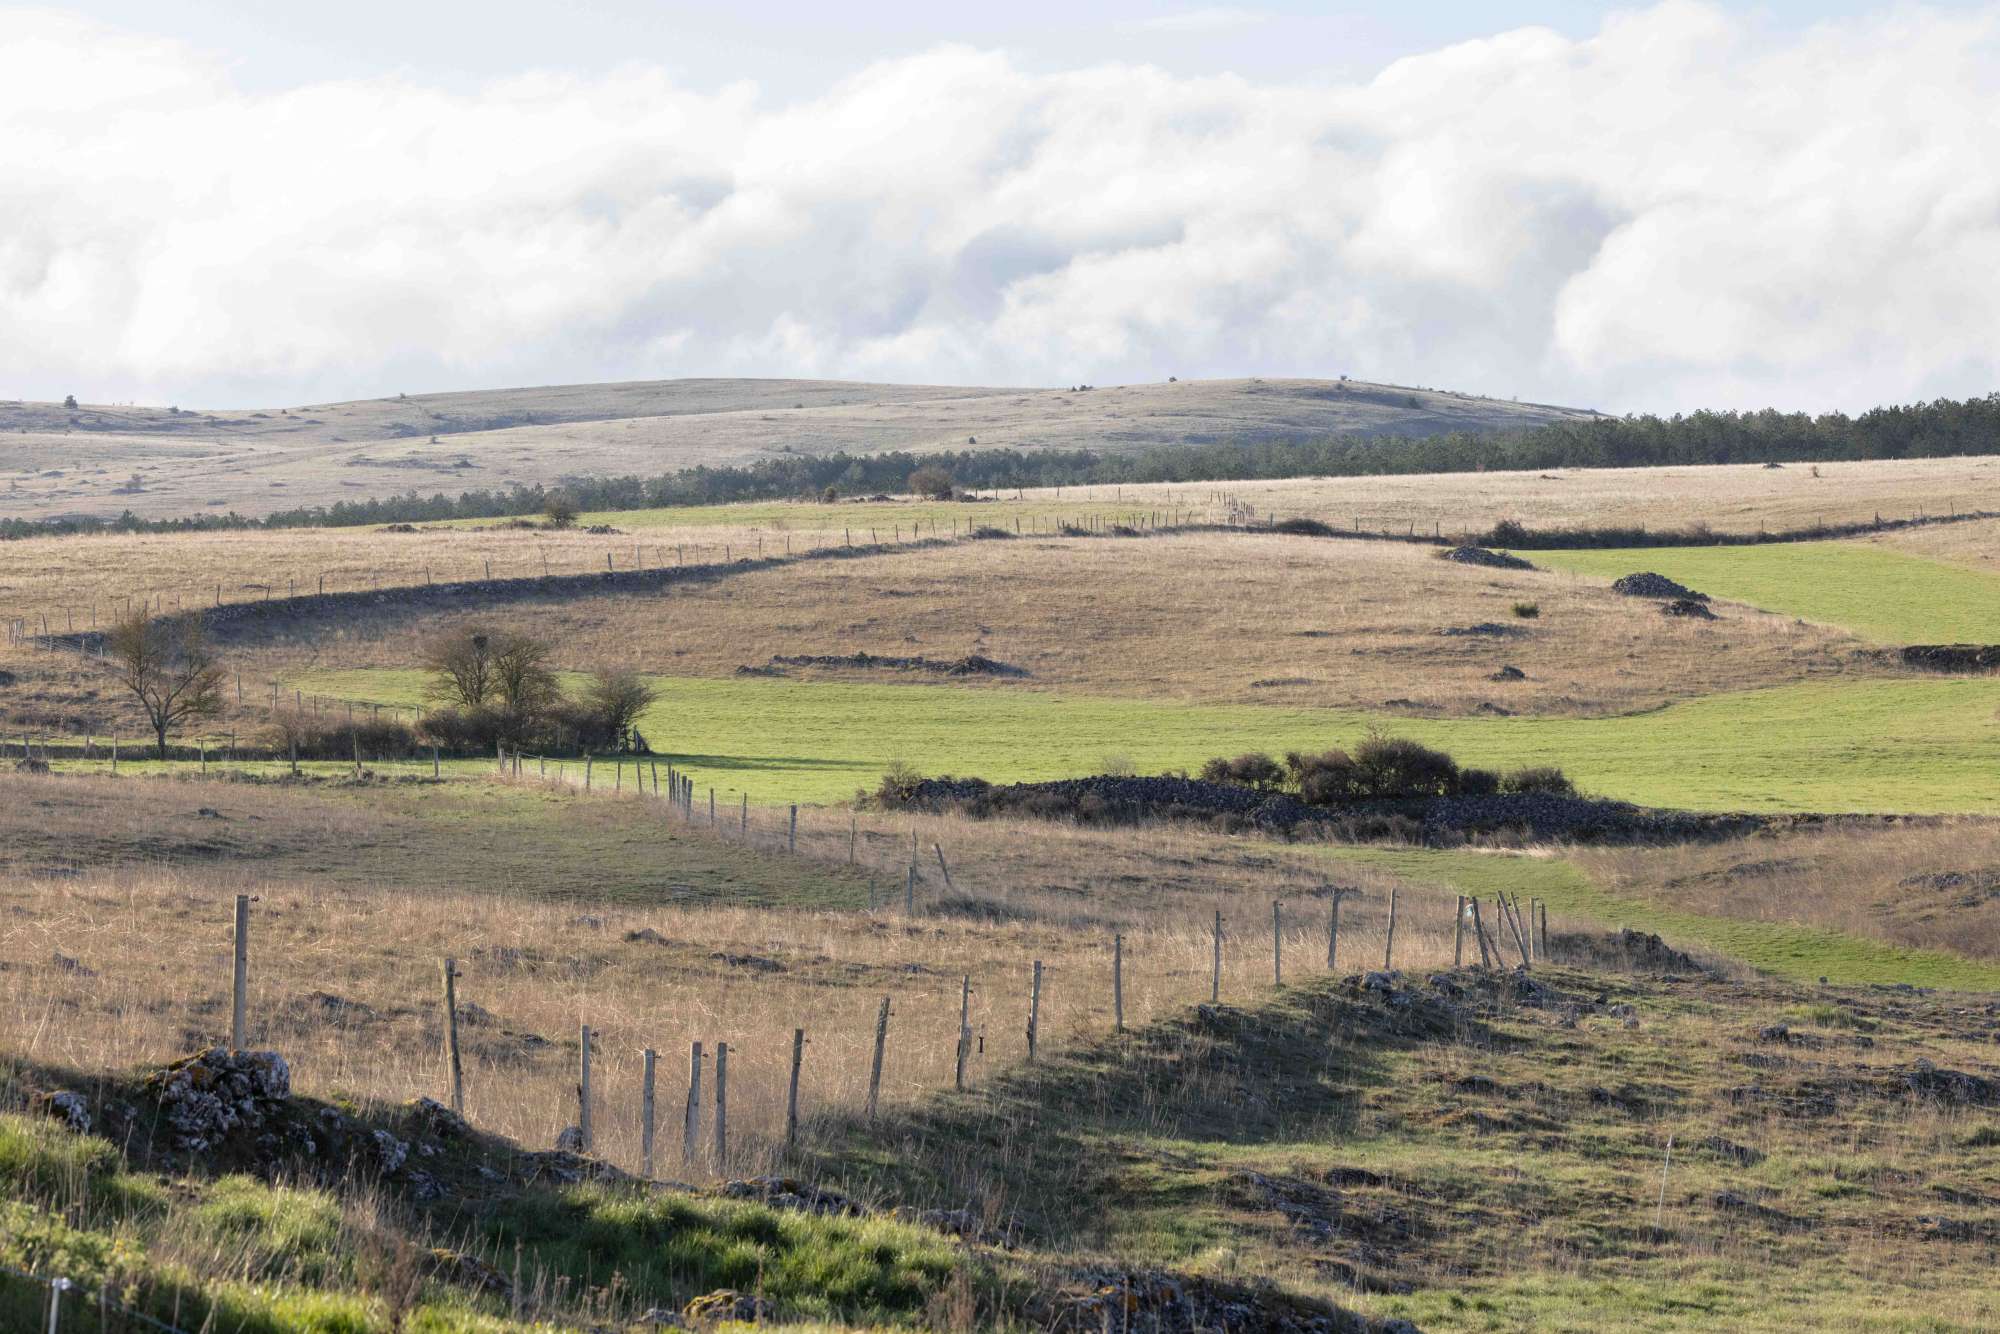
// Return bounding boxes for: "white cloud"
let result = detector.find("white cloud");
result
[2,3,1999,413]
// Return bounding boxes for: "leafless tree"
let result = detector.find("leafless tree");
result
[421,626,499,708]
[104,611,226,757]
[492,632,561,718]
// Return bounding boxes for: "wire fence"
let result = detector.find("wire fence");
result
[0,1258,192,1334]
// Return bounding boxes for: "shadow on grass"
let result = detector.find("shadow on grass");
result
[793,975,1492,1248]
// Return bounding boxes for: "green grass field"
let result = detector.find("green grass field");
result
[1314,846,2000,989]
[286,670,2000,815]
[1534,541,2000,644]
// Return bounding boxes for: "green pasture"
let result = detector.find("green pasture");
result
[1534,540,2000,644]
[1318,845,2000,990]
[285,670,2000,815]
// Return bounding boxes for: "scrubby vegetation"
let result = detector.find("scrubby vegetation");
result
[1199,736,1574,806]
[416,625,659,754]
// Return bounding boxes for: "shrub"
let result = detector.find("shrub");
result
[1283,749,1361,804]
[1500,765,1575,796]
[1198,752,1284,790]
[1512,602,1540,619]
[543,494,580,528]
[1351,735,1461,798]
[1272,517,1337,538]
[875,760,926,806]
[1487,518,1530,547]
[908,467,955,500]
[1459,766,1501,796]
[576,669,659,753]
[265,711,425,760]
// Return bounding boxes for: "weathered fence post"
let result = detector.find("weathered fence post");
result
[789,805,797,853]
[954,976,971,1091]
[1383,886,1399,969]
[1272,899,1283,987]
[714,1042,729,1167]
[866,997,890,1119]
[905,863,915,914]
[742,793,748,834]
[786,1029,805,1148]
[578,1025,593,1152]
[1211,910,1222,1002]
[934,843,954,891]
[683,1042,703,1163]
[231,895,250,1050]
[849,813,857,864]
[1027,961,1043,1061]
[441,959,464,1114]
[1328,887,1360,973]
[1113,933,1125,1033]
[640,1048,657,1177]
[1470,900,1494,969]
[1454,896,1466,967]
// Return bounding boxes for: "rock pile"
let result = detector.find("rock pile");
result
[1899,644,2000,673]
[147,1048,293,1153]
[1611,572,1708,600]
[1661,598,1717,619]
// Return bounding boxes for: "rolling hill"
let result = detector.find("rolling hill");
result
[0,376,1595,520]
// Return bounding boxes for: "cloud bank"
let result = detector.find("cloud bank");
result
[3,2,1999,412]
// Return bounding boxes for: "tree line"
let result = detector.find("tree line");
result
[9,392,2000,539]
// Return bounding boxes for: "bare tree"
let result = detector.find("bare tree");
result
[583,669,659,752]
[492,632,560,718]
[104,611,226,757]
[421,626,498,708]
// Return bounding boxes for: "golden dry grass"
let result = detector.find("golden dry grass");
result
[0,773,1459,1182]
[1045,454,2000,537]
[206,531,1868,718]
[1578,820,2000,963]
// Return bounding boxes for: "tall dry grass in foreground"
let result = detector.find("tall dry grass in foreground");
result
[0,824,1459,1183]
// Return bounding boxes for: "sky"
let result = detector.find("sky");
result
[4,1,1999,414]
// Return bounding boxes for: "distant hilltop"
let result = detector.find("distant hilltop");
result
[0,377,1595,521]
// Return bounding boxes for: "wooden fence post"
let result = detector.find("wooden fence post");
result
[584,756,592,790]
[786,1029,805,1148]
[1272,899,1282,987]
[1328,887,1359,973]
[441,959,464,1114]
[709,788,715,824]
[683,1042,703,1164]
[1027,961,1042,1061]
[866,997,890,1119]
[641,1048,657,1177]
[954,976,972,1090]
[1211,910,1222,1002]
[1383,886,1399,969]
[742,793,748,834]
[714,1042,729,1168]
[1539,901,1550,957]
[905,864,915,914]
[849,814,857,864]
[933,843,954,892]
[1453,896,1465,967]
[789,805,797,853]
[1113,934,1125,1033]
[578,1025,593,1152]
[230,895,250,1050]
[1470,900,1493,969]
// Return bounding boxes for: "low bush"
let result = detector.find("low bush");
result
[1198,753,1285,790]
[1500,765,1575,795]
[1512,601,1541,619]
[264,711,427,760]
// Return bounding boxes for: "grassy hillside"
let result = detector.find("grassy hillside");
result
[286,669,2000,815]
[1536,542,2000,644]
[0,376,1591,521]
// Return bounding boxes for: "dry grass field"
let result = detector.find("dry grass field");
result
[0,530,1871,741]
[0,376,1591,520]
[1037,454,2000,537]
[0,771,1455,1185]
